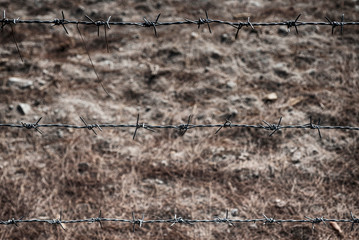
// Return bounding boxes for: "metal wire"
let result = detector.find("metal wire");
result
[1,211,358,232]
[1,10,358,37]
[0,115,358,139]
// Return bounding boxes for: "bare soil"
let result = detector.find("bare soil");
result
[0,0,359,239]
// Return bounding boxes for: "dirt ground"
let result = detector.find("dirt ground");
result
[0,0,359,239]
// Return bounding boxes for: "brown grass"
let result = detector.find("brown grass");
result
[1,0,359,239]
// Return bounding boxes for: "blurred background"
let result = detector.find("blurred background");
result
[0,0,358,239]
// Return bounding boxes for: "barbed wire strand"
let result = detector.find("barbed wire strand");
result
[1,115,359,139]
[1,211,358,232]
[1,10,358,39]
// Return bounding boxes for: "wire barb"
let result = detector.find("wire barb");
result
[235,21,243,39]
[85,14,112,52]
[132,114,156,140]
[20,117,43,134]
[214,210,234,226]
[143,13,161,37]
[50,212,66,231]
[215,115,232,134]
[247,17,254,30]
[286,14,301,34]
[325,15,345,35]
[90,210,103,229]
[178,115,192,136]
[2,217,23,226]
[263,214,276,224]
[170,214,193,226]
[197,10,212,33]
[234,16,254,39]
[52,11,69,34]
[131,212,145,232]
[262,117,282,136]
[305,216,326,230]
[80,116,102,135]
[308,116,322,138]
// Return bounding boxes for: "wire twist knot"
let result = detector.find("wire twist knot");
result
[142,14,161,37]
[263,214,276,224]
[305,216,326,229]
[262,117,282,136]
[178,115,192,136]
[170,215,192,226]
[52,11,69,34]
[214,210,234,226]
[286,14,301,34]
[325,14,345,35]
[21,117,43,134]
[215,115,232,134]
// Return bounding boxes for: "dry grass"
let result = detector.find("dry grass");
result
[1,0,359,239]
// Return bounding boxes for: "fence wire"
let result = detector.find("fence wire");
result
[1,211,358,232]
[0,115,358,139]
[1,10,358,37]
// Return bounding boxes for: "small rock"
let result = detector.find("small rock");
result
[220,33,233,43]
[8,77,33,89]
[263,93,278,101]
[249,223,258,229]
[17,103,32,115]
[273,63,290,78]
[155,179,164,185]
[210,50,222,60]
[274,198,286,208]
[190,32,199,39]
[8,105,14,110]
[57,130,64,138]
[231,209,239,217]
[226,80,237,89]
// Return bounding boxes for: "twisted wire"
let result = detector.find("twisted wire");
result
[1,10,358,37]
[1,211,358,232]
[0,116,359,138]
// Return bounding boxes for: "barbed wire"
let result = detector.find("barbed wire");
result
[0,115,359,139]
[1,10,358,37]
[1,210,358,232]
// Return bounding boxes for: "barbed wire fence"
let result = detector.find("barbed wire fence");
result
[1,210,359,232]
[2,8,359,236]
[0,115,359,139]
